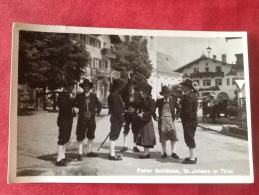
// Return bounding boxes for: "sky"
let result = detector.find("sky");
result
[155,37,243,70]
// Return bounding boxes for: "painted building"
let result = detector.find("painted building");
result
[72,34,122,106]
[145,36,182,99]
[175,54,244,100]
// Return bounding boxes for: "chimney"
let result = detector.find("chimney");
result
[222,54,227,63]
[213,55,217,60]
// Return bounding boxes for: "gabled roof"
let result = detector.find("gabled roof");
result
[157,52,178,73]
[175,56,231,73]
[225,69,237,76]
[182,72,190,78]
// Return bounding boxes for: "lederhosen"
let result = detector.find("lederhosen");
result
[122,90,141,139]
[75,93,101,141]
[180,91,198,148]
[108,91,125,141]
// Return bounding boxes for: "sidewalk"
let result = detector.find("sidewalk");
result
[198,120,248,140]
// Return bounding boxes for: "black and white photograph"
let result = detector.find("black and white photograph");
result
[9,23,253,183]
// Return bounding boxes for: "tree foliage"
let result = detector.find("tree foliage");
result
[18,31,90,90]
[111,36,152,88]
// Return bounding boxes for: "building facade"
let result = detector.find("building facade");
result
[145,36,182,99]
[73,34,121,106]
[175,54,244,100]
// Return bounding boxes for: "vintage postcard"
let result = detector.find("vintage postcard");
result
[8,23,253,183]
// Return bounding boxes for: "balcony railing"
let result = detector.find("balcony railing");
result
[190,71,224,78]
[101,48,116,59]
[91,68,111,78]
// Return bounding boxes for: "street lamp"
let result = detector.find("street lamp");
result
[206,46,212,58]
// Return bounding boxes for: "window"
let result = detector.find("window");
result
[193,80,200,86]
[94,58,99,68]
[205,67,209,72]
[194,68,199,73]
[85,36,91,45]
[101,60,108,69]
[232,78,236,85]
[215,79,222,86]
[227,78,230,85]
[105,60,108,69]
[203,79,211,86]
[90,38,94,46]
[216,66,222,72]
[99,59,102,68]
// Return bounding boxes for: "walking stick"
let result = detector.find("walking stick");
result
[97,132,111,151]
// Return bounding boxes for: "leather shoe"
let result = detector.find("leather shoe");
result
[55,159,67,166]
[108,154,122,161]
[139,154,150,159]
[77,154,83,161]
[133,146,140,152]
[86,152,98,157]
[120,147,128,152]
[62,157,71,163]
[182,157,197,164]
[161,153,167,158]
[171,153,180,159]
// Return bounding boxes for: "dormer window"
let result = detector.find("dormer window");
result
[205,67,209,72]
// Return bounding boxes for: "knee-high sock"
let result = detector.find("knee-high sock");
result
[57,145,64,162]
[161,142,167,154]
[123,133,128,148]
[78,141,83,155]
[109,140,115,156]
[189,148,196,160]
[144,147,149,155]
[86,139,93,153]
[171,141,177,154]
[62,143,67,159]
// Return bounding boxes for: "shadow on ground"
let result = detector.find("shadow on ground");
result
[37,148,78,164]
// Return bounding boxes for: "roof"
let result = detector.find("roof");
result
[175,56,231,73]
[110,35,123,44]
[182,72,190,78]
[225,69,237,76]
[157,52,178,73]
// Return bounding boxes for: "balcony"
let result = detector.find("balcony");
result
[101,48,116,59]
[190,71,224,78]
[91,68,111,78]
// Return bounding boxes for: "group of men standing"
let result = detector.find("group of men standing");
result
[56,79,102,166]
[55,77,198,166]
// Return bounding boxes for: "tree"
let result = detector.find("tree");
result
[18,31,90,110]
[19,31,90,89]
[111,36,152,88]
